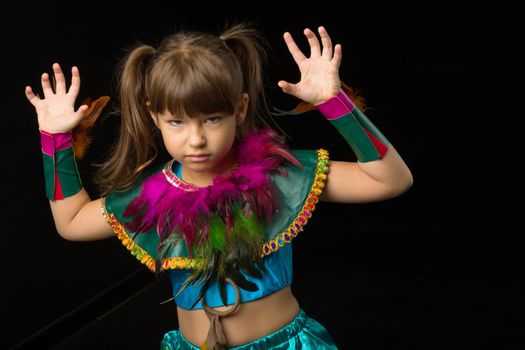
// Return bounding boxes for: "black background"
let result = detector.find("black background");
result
[3,2,525,349]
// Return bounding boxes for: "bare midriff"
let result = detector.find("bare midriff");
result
[176,286,300,347]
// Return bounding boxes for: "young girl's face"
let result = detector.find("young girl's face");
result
[151,94,248,185]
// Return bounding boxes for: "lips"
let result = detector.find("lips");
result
[187,154,210,162]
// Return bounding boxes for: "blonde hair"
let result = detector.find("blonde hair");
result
[94,23,278,195]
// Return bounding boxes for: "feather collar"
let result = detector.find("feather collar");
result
[122,128,302,301]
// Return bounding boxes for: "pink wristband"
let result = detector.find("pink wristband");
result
[315,90,356,120]
[40,130,73,156]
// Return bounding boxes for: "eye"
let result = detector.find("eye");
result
[206,116,221,123]
[167,119,183,126]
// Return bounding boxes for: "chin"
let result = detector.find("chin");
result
[185,161,214,171]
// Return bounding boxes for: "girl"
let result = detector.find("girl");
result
[25,23,413,350]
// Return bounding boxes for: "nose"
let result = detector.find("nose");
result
[189,125,206,148]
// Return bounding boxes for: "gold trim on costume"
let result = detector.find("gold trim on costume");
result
[261,148,329,257]
[101,197,205,272]
[162,159,201,192]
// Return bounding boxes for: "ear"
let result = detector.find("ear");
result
[235,93,249,126]
[150,113,159,128]
[147,102,160,128]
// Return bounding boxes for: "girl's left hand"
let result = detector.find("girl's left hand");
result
[278,26,342,106]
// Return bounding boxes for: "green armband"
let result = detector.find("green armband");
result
[316,90,389,162]
[40,130,82,200]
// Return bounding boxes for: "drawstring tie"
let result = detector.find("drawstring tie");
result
[199,278,241,350]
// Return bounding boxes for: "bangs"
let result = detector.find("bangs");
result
[147,50,242,118]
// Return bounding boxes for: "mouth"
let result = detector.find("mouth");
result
[186,154,210,162]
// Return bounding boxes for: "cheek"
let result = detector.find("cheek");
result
[160,131,182,154]
[225,127,238,147]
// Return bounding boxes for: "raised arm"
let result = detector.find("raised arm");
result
[25,63,114,240]
[278,26,413,203]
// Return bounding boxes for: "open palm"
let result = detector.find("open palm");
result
[278,26,342,105]
[25,63,88,133]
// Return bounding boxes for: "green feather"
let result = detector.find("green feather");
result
[244,210,264,240]
[172,205,269,309]
[233,204,264,243]
[209,213,227,252]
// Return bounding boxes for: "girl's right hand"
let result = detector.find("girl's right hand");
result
[25,63,89,134]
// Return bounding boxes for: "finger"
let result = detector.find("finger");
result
[277,80,297,96]
[332,44,343,69]
[41,72,54,98]
[68,66,81,97]
[41,72,54,96]
[318,26,333,59]
[283,32,306,66]
[304,28,321,57]
[53,63,67,94]
[24,86,41,107]
[74,104,89,120]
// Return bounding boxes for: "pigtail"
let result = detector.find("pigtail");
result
[220,25,275,132]
[219,24,296,165]
[93,45,159,195]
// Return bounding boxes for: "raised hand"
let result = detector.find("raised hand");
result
[278,26,342,106]
[25,63,88,133]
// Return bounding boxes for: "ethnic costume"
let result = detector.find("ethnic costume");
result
[101,129,334,349]
[40,89,389,349]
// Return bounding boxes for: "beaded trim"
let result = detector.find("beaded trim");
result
[162,160,201,192]
[101,148,330,271]
[261,148,329,257]
[101,197,205,272]
[163,159,241,192]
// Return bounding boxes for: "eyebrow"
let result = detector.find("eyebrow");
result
[163,113,227,122]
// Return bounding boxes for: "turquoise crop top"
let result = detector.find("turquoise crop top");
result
[168,161,293,310]
[168,243,292,310]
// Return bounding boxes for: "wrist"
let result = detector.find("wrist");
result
[317,89,390,162]
[40,130,73,157]
[315,89,355,120]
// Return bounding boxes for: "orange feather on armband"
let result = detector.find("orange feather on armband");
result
[72,96,110,159]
